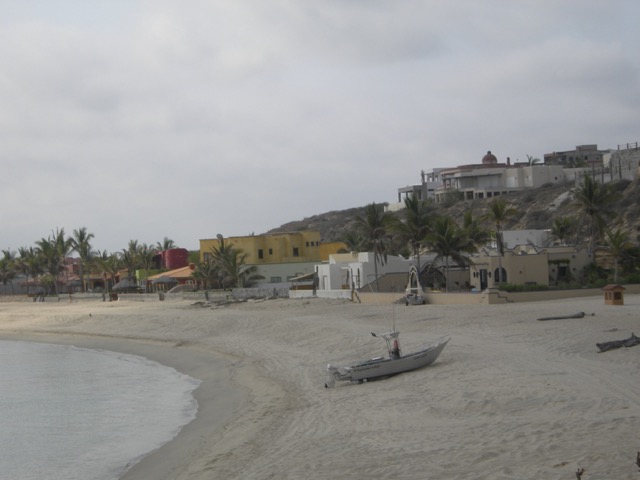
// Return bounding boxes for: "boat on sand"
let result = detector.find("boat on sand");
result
[325,331,449,388]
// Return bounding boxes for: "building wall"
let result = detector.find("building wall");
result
[316,252,416,292]
[200,231,322,264]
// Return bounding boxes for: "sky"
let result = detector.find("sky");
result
[2,1,639,253]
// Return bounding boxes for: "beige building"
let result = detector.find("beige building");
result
[469,245,592,290]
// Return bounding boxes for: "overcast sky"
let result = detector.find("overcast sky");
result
[2,1,639,253]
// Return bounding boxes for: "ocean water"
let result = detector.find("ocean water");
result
[0,340,201,480]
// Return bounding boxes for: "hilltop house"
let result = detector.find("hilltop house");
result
[389,150,589,210]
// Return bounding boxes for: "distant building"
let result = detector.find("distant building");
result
[543,144,606,167]
[199,232,346,286]
[433,151,569,202]
[391,150,581,209]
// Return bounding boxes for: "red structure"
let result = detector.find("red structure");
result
[163,248,189,270]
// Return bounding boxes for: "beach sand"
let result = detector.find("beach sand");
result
[1,294,639,479]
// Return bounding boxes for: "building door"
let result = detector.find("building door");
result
[479,269,488,290]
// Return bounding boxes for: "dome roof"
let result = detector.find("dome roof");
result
[482,150,498,165]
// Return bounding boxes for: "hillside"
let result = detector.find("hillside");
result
[268,178,640,246]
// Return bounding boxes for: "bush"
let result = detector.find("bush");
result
[500,283,549,292]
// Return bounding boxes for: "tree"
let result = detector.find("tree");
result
[342,231,364,253]
[71,227,95,292]
[0,250,17,294]
[603,227,633,283]
[95,251,123,292]
[156,237,176,252]
[389,195,433,276]
[17,247,41,295]
[461,211,491,249]
[354,203,392,291]
[121,240,142,281]
[209,235,262,288]
[483,198,517,284]
[573,175,616,254]
[526,154,542,166]
[425,216,474,292]
[35,234,68,296]
[551,216,576,246]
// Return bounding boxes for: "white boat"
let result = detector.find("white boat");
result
[325,331,449,387]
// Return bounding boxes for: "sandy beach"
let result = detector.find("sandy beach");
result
[1,294,639,479]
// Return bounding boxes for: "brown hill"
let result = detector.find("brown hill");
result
[268,178,640,246]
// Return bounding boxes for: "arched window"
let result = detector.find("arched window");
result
[494,267,507,283]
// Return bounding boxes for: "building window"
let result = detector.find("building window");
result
[258,249,264,259]
[270,276,282,283]
[269,248,273,255]
[293,247,299,257]
[305,242,309,247]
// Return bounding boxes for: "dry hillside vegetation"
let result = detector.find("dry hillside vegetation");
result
[269,178,640,246]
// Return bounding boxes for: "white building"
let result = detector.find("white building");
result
[315,252,415,292]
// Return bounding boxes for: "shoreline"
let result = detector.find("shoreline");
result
[0,332,246,480]
[1,296,640,479]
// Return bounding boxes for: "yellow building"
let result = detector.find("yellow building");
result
[199,232,347,285]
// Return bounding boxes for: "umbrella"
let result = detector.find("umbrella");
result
[112,278,140,291]
[152,276,178,285]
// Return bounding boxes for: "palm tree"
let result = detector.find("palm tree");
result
[17,247,41,295]
[342,231,364,253]
[526,154,542,166]
[209,235,262,288]
[156,237,176,252]
[192,255,219,290]
[95,251,123,292]
[354,203,392,291]
[425,216,474,292]
[35,235,67,296]
[461,211,491,249]
[573,175,615,254]
[389,195,432,276]
[121,240,142,281]
[551,216,575,246]
[71,227,95,292]
[603,227,633,283]
[0,250,17,294]
[483,198,517,284]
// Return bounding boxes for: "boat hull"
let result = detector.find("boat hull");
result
[327,336,449,386]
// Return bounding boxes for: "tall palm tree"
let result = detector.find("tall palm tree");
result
[0,250,17,294]
[483,198,517,284]
[425,216,474,292]
[573,175,615,254]
[156,237,176,252]
[389,195,432,276]
[71,227,95,292]
[121,240,142,281]
[461,211,491,249]
[17,247,41,295]
[354,203,392,291]
[95,251,123,292]
[35,235,67,296]
[155,237,176,269]
[603,227,633,283]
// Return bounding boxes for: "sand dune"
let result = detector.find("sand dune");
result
[1,294,639,479]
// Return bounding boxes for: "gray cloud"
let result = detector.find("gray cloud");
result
[1,1,639,251]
